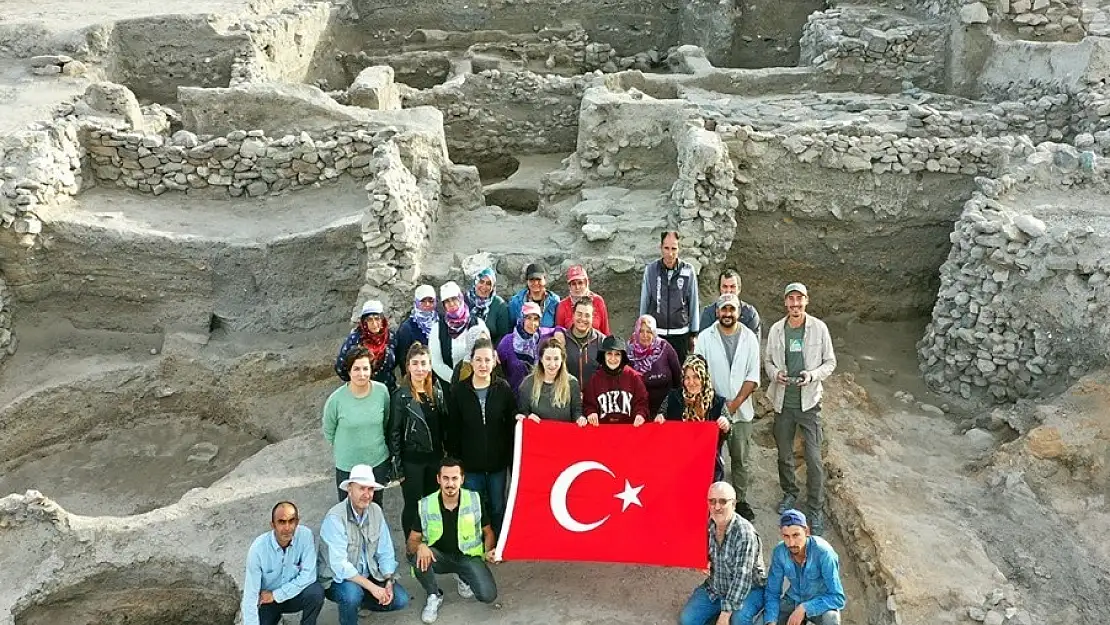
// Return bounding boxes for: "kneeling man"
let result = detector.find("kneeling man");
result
[241,501,325,625]
[407,457,499,623]
[319,464,410,625]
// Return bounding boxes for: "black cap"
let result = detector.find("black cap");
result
[524,262,547,280]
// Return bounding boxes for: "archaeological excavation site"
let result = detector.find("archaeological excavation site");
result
[2,0,1110,622]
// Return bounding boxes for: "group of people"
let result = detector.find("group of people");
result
[242,230,844,625]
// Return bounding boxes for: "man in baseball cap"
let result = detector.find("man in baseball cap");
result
[765,282,837,535]
[508,261,560,328]
[554,264,611,334]
[759,509,846,625]
[318,464,411,623]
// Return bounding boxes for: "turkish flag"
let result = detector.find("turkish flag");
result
[495,419,718,568]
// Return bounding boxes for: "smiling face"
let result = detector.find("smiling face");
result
[417,297,436,312]
[568,278,589,298]
[471,347,495,380]
[444,297,461,314]
[708,483,735,525]
[717,304,738,328]
[683,367,703,395]
[604,350,624,370]
[637,322,655,347]
[527,275,546,296]
[363,315,384,333]
[541,345,563,376]
[476,276,494,298]
[523,314,540,334]
[785,291,808,319]
[572,302,594,334]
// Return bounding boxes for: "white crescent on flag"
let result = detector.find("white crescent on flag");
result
[549,461,614,532]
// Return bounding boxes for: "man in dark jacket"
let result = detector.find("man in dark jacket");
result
[563,299,606,390]
[639,231,700,362]
[699,269,761,340]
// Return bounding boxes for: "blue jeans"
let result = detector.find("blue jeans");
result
[463,470,507,535]
[679,584,763,625]
[743,591,841,625]
[324,579,410,625]
[258,582,324,625]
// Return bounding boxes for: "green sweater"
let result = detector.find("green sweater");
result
[322,382,390,471]
[485,296,511,346]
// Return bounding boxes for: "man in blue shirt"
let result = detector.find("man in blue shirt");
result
[507,262,560,328]
[240,501,324,625]
[318,464,410,625]
[763,509,846,625]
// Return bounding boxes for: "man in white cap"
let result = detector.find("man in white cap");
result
[765,283,837,535]
[694,293,761,522]
[395,285,439,366]
[318,464,410,625]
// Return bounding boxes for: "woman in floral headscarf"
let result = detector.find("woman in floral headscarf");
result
[657,354,730,481]
[394,284,439,369]
[464,267,510,345]
[627,314,682,416]
[334,299,396,391]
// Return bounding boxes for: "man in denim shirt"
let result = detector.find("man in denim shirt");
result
[763,510,846,625]
[240,501,324,625]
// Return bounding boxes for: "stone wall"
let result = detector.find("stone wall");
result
[228,2,332,86]
[404,70,586,163]
[0,275,13,365]
[0,122,84,245]
[918,143,1110,401]
[984,0,1088,41]
[670,124,740,272]
[82,121,444,198]
[799,7,948,92]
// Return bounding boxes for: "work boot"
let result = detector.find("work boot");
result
[777,494,797,514]
[421,592,443,623]
[809,511,825,536]
[736,500,756,522]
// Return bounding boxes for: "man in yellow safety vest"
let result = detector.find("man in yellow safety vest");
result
[406,457,499,623]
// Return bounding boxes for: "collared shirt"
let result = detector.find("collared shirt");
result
[319,503,397,582]
[764,536,846,622]
[764,314,837,412]
[240,525,318,625]
[705,514,762,612]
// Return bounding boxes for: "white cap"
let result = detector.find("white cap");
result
[360,300,384,316]
[414,284,436,301]
[440,281,463,301]
[338,464,384,491]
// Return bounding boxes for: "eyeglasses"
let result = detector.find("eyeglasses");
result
[708,498,734,506]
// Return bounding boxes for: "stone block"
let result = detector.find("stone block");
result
[961,3,990,24]
[348,66,402,111]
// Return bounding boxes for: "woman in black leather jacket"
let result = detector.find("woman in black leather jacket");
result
[388,342,447,537]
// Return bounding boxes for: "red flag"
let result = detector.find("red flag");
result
[496,419,718,568]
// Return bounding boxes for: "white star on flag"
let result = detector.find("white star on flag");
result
[614,479,644,512]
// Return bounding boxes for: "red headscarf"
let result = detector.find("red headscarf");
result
[359,316,390,370]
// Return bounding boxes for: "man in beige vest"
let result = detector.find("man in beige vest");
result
[317,464,410,624]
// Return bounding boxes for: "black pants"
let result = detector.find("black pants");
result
[401,459,440,537]
[335,461,389,507]
[257,582,325,625]
[409,547,498,603]
[663,333,690,364]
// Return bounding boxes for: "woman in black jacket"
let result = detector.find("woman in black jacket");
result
[388,343,447,537]
[658,354,730,482]
[446,337,516,536]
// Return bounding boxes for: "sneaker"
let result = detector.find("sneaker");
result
[421,592,443,624]
[777,494,797,514]
[456,577,474,599]
[736,501,756,522]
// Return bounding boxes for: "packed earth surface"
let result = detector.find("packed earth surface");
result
[2,0,1110,623]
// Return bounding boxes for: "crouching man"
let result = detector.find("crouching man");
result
[407,457,499,623]
[679,482,765,625]
[761,509,846,625]
[318,464,410,625]
[241,501,325,625]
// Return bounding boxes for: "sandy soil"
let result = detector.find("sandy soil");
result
[0,59,90,135]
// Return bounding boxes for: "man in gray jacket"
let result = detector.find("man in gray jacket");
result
[640,231,700,362]
[764,283,837,535]
[318,464,410,625]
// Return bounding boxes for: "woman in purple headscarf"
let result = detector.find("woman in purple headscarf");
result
[628,314,682,416]
[497,301,563,397]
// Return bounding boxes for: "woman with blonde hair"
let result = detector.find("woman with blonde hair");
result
[516,338,582,423]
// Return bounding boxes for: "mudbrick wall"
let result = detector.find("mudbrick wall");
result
[918,143,1110,401]
[228,2,332,86]
[405,70,586,162]
[800,7,949,92]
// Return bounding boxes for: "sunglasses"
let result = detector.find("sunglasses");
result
[708,498,734,506]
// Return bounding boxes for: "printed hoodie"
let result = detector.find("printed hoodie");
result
[583,365,650,425]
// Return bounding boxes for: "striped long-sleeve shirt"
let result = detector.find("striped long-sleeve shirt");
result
[705,514,764,612]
